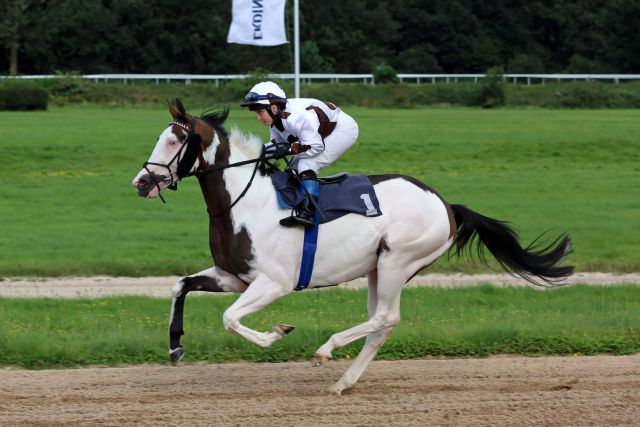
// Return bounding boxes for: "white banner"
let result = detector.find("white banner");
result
[227,0,288,46]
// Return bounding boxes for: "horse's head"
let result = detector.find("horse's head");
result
[132,99,222,199]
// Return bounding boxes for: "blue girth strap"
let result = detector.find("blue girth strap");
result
[294,210,320,291]
[295,180,320,291]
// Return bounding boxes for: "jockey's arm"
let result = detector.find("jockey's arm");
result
[290,116,325,158]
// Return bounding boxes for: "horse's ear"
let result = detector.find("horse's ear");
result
[175,98,186,117]
[167,99,179,118]
[167,98,188,122]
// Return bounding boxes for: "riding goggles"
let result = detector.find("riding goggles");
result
[244,92,287,103]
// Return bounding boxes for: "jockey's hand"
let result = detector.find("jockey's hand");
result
[271,143,290,159]
[290,142,311,154]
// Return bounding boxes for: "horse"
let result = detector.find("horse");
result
[131,100,573,395]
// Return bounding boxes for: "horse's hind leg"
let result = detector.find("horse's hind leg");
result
[330,329,393,395]
[169,267,248,365]
[329,269,394,395]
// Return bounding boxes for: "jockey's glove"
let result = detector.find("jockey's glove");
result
[271,142,290,159]
[290,142,311,154]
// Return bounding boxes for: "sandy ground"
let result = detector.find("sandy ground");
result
[2,276,638,425]
[0,355,638,426]
[1,272,639,298]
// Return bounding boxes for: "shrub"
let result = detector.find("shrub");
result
[373,64,399,84]
[556,82,610,108]
[12,77,640,109]
[48,76,87,98]
[0,80,49,111]
[478,66,505,108]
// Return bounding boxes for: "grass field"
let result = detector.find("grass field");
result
[0,285,638,368]
[1,106,639,276]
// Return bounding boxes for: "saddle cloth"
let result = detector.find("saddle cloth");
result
[269,171,382,224]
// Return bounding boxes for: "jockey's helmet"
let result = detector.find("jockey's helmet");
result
[241,81,287,111]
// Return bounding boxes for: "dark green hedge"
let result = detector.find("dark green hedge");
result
[26,78,640,109]
[0,81,49,111]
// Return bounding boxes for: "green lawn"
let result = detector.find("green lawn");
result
[1,285,638,368]
[1,106,639,276]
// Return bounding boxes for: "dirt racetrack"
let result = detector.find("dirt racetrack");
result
[2,275,638,425]
[1,355,638,426]
[2,272,639,298]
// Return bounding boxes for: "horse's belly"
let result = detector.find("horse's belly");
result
[244,177,452,288]
[310,215,383,286]
[308,178,452,287]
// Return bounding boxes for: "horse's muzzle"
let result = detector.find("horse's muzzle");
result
[133,172,169,197]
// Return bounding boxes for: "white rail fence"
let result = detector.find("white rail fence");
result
[2,73,640,85]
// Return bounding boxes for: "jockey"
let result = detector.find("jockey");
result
[241,81,359,227]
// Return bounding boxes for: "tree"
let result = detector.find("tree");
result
[2,0,639,75]
[394,44,442,73]
[300,41,333,73]
[0,0,35,75]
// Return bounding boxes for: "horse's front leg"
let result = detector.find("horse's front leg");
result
[222,273,294,348]
[314,265,403,365]
[169,266,248,365]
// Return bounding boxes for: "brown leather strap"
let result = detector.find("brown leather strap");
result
[305,105,337,139]
[323,101,337,110]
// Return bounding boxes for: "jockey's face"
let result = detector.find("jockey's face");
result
[255,107,273,126]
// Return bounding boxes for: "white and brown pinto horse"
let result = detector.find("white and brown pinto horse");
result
[132,100,573,394]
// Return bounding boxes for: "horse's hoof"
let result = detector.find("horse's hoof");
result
[328,381,347,395]
[312,355,331,367]
[169,346,184,366]
[273,324,295,336]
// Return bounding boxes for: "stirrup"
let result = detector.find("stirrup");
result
[279,204,316,227]
[279,213,315,228]
[279,215,298,227]
[293,213,315,227]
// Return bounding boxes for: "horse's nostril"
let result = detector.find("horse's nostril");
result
[136,178,148,188]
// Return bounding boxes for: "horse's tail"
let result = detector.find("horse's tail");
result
[449,204,574,287]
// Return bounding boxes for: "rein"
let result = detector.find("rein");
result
[143,115,280,214]
[193,153,269,218]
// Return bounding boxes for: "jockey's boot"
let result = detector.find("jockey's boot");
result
[294,178,319,227]
[279,177,319,228]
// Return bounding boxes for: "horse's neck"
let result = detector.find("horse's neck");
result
[198,134,272,222]
[197,134,273,275]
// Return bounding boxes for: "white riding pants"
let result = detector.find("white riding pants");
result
[291,111,359,174]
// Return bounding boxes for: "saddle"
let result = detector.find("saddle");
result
[318,172,349,184]
[269,171,382,224]
[268,170,383,291]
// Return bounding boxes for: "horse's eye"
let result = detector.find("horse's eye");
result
[169,139,178,146]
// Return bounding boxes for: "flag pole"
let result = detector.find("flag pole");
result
[294,0,300,97]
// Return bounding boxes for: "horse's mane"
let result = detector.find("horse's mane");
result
[200,107,263,158]
[229,127,264,158]
[200,107,229,139]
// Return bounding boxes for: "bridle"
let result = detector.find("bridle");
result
[142,115,279,216]
[142,116,196,203]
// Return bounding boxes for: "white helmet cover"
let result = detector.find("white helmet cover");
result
[241,81,287,108]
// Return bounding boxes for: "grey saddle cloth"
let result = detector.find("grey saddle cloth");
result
[270,171,383,224]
